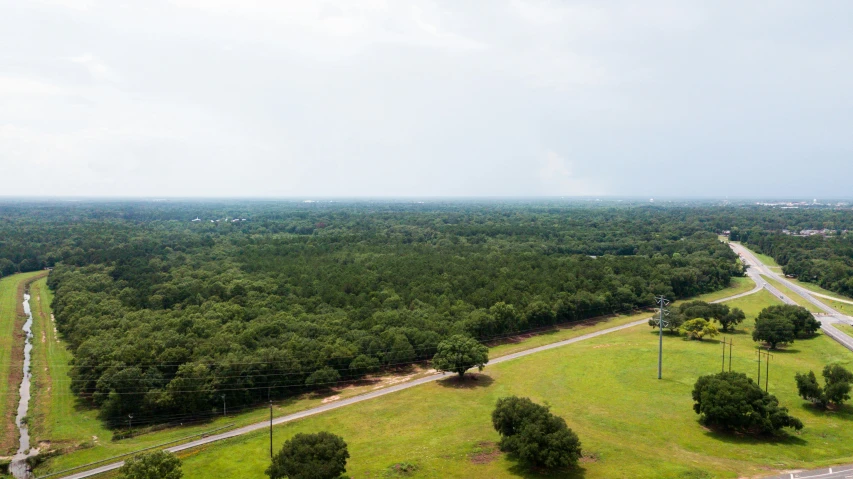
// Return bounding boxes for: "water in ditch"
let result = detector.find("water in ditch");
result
[10,293,36,479]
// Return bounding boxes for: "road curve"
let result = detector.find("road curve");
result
[50,279,764,478]
[763,464,853,479]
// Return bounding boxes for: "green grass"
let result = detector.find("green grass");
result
[33,277,761,475]
[168,289,853,479]
[836,323,853,338]
[786,278,853,303]
[28,278,114,453]
[0,271,48,453]
[752,251,781,268]
[819,298,853,317]
[761,275,824,314]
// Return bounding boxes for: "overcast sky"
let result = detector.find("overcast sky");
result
[1,1,851,198]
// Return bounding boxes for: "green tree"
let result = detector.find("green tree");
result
[118,451,182,479]
[800,364,853,408]
[692,372,802,434]
[266,432,349,479]
[491,396,582,469]
[348,355,380,375]
[305,367,341,388]
[824,364,853,406]
[681,318,719,340]
[717,307,745,332]
[648,312,684,334]
[752,314,795,349]
[758,305,820,337]
[795,370,828,408]
[432,334,489,379]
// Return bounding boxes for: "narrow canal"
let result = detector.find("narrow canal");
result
[10,292,35,479]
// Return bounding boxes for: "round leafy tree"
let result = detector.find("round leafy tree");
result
[119,451,182,479]
[492,396,582,469]
[752,314,795,349]
[305,367,341,389]
[692,371,803,435]
[266,432,349,479]
[681,318,719,340]
[432,334,489,379]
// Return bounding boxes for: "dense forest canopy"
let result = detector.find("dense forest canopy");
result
[1,199,850,427]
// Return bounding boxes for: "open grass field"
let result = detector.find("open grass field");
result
[761,275,824,314]
[165,289,853,479]
[32,277,759,476]
[0,271,48,454]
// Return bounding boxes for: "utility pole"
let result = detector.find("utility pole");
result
[128,414,134,438]
[763,350,772,392]
[656,295,669,380]
[757,348,761,386]
[222,394,226,417]
[721,337,726,372]
[269,400,273,459]
[728,338,732,372]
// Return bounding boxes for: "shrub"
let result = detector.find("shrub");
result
[491,396,582,469]
[266,432,349,479]
[692,372,802,434]
[118,451,182,479]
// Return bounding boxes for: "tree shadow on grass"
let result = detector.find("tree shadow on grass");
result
[506,463,586,478]
[798,402,853,422]
[700,423,807,446]
[436,373,494,389]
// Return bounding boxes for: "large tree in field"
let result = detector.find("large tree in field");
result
[492,396,582,469]
[119,451,182,479]
[692,372,802,435]
[266,432,349,479]
[796,364,853,409]
[752,314,795,349]
[432,334,489,379]
[758,305,821,337]
[717,307,746,332]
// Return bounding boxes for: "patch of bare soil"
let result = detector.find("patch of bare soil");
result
[469,441,501,464]
[580,452,600,463]
[321,395,341,404]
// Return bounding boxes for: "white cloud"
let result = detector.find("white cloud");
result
[538,150,607,196]
[68,54,119,83]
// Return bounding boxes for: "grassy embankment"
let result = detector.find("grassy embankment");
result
[0,271,48,455]
[33,276,756,476]
[835,323,853,338]
[170,289,853,479]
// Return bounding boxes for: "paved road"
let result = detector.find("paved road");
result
[52,283,765,478]
[729,243,853,350]
[729,243,853,479]
[763,464,853,479]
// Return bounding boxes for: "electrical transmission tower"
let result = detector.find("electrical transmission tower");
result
[655,295,670,379]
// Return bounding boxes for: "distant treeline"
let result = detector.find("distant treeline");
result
[4,200,847,426]
[737,229,853,297]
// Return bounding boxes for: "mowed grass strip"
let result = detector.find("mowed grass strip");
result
[28,278,114,454]
[173,289,853,479]
[761,275,824,313]
[786,278,853,302]
[0,271,48,454]
[836,323,853,338]
[35,278,759,474]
